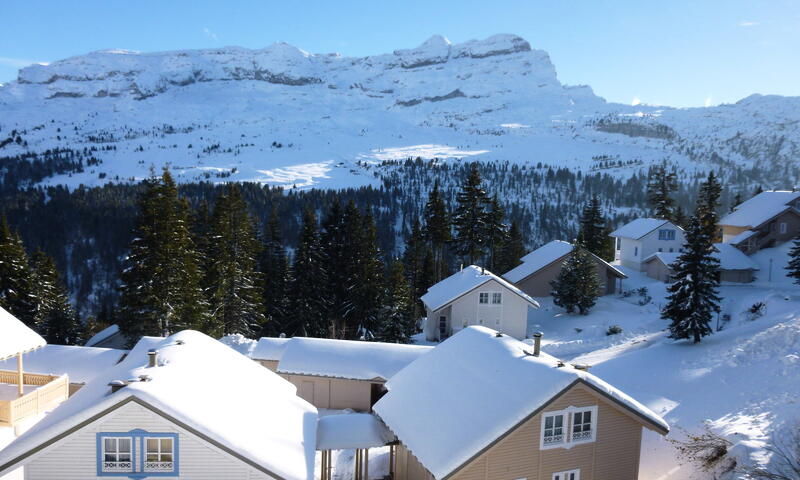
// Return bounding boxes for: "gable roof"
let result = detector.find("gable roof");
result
[643,243,759,271]
[610,218,679,240]
[373,326,669,480]
[251,336,292,362]
[0,330,318,480]
[0,344,125,384]
[720,190,800,228]
[0,306,46,361]
[275,337,432,381]
[421,265,540,312]
[502,240,626,284]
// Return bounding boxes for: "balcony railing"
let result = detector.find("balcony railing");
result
[0,370,69,427]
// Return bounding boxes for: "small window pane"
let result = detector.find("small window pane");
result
[118,438,131,452]
[118,453,131,462]
[147,453,159,462]
[545,417,553,429]
[554,416,563,428]
[105,454,116,462]
[104,438,116,452]
[147,438,159,451]
[162,453,173,462]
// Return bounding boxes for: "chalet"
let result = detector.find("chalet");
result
[0,307,69,429]
[250,336,432,411]
[421,265,539,341]
[84,324,128,350]
[0,330,318,480]
[373,326,669,480]
[720,190,800,254]
[643,243,760,283]
[503,240,627,297]
[610,218,685,271]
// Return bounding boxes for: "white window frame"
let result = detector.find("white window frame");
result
[552,469,580,480]
[491,292,502,304]
[101,436,133,473]
[658,229,675,241]
[780,222,788,234]
[540,405,598,450]
[479,292,489,304]
[144,436,175,473]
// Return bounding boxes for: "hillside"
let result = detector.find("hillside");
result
[1,34,800,191]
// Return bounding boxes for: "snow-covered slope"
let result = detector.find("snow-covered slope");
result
[2,34,799,189]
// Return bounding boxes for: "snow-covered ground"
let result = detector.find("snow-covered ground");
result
[520,243,800,478]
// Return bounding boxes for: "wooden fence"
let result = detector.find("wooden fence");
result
[0,371,69,427]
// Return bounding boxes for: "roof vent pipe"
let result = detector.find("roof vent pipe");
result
[147,349,158,368]
[532,332,543,357]
[108,380,127,393]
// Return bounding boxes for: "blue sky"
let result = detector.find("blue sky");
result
[1,0,798,107]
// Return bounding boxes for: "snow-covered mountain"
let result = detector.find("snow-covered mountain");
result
[1,33,799,189]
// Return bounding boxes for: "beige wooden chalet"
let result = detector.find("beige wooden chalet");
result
[374,326,669,480]
[0,307,68,428]
[643,243,759,283]
[251,337,432,411]
[721,190,800,254]
[503,240,627,297]
[422,265,539,341]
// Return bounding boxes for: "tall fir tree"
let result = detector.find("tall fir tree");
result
[30,250,84,344]
[496,221,526,274]
[646,162,678,221]
[289,208,329,337]
[577,196,612,260]
[343,209,385,339]
[483,194,508,272]
[206,184,265,336]
[423,181,451,282]
[786,233,800,284]
[0,215,35,325]
[402,219,427,320]
[661,213,720,343]
[376,259,416,343]
[696,171,722,242]
[322,199,357,336]
[260,206,290,336]
[550,243,601,315]
[453,164,489,265]
[118,169,209,344]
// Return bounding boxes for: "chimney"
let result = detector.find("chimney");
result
[532,332,543,356]
[147,349,158,368]
[108,380,127,393]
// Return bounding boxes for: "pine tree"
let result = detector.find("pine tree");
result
[288,208,329,337]
[577,196,611,260]
[550,243,601,315]
[30,250,84,344]
[731,192,744,212]
[0,215,35,325]
[697,171,722,242]
[343,209,384,339]
[376,260,416,343]
[206,184,265,337]
[647,162,678,221]
[661,213,720,343]
[785,233,800,284]
[322,199,355,336]
[753,185,764,197]
[497,221,526,274]
[484,194,508,271]
[453,164,489,265]
[423,181,451,282]
[402,219,427,320]
[118,169,209,344]
[260,206,290,336]
[674,205,688,229]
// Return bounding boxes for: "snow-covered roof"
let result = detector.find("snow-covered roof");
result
[644,243,759,271]
[251,336,291,361]
[0,307,45,361]
[316,413,395,450]
[277,337,433,381]
[0,331,318,480]
[421,265,539,312]
[720,191,800,228]
[373,326,669,480]
[728,229,758,245]
[503,240,625,284]
[84,324,120,347]
[0,344,125,383]
[610,218,678,240]
[219,333,258,356]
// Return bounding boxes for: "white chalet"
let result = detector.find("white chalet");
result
[0,330,318,480]
[421,265,539,341]
[610,218,685,271]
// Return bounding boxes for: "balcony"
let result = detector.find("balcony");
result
[0,370,69,427]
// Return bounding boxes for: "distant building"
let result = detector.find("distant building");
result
[720,190,800,254]
[642,243,759,283]
[610,218,685,271]
[420,266,539,341]
[503,240,627,296]
[374,326,669,480]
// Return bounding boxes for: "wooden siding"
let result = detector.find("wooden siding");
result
[22,401,276,480]
[514,256,619,298]
[282,374,375,411]
[395,383,651,480]
[258,360,280,372]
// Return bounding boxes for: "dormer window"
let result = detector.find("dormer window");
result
[101,437,132,473]
[542,413,565,446]
[97,431,179,476]
[658,229,676,240]
[540,406,598,450]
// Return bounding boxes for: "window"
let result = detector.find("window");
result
[145,437,175,472]
[553,470,580,480]
[616,238,621,250]
[658,229,676,241]
[669,248,674,252]
[634,246,638,257]
[101,437,132,473]
[492,292,502,304]
[658,248,663,252]
[97,431,178,477]
[542,413,565,446]
[540,406,598,450]
[780,222,788,234]
[479,292,489,304]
